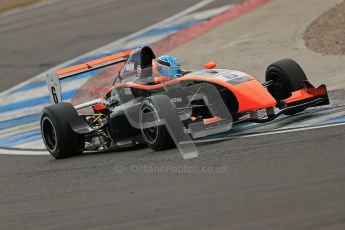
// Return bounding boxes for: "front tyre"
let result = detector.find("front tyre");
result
[41,102,85,159]
[266,58,308,115]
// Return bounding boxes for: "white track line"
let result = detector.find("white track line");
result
[0,122,40,138]
[0,106,42,122]
[122,5,233,49]
[92,0,217,54]
[2,121,345,156]
[0,77,89,107]
[0,148,48,155]
[243,122,345,137]
[273,109,345,130]
[14,139,45,150]
[180,5,232,21]
[189,122,345,144]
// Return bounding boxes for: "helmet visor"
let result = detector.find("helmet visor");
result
[156,65,181,79]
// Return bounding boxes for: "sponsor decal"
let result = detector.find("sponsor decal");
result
[137,65,141,77]
[125,62,135,72]
[171,97,183,103]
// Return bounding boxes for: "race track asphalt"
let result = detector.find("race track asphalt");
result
[0,1,344,229]
[1,125,344,229]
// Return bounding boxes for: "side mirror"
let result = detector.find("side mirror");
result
[204,61,217,69]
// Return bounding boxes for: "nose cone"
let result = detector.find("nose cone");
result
[232,80,277,112]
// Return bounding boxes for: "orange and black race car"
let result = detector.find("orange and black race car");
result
[41,46,329,159]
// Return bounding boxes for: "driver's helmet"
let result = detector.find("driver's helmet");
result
[152,55,182,79]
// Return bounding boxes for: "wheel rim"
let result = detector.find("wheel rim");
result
[268,72,288,100]
[42,117,57,151]
[141,106,159,145]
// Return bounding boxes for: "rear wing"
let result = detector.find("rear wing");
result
[46,49,132,104]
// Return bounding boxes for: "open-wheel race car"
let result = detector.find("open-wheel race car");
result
[41,46,329,159]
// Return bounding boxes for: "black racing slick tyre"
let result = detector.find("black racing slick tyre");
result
[40,102,85,159]
[139,95,175,151]
[266,58,308,115]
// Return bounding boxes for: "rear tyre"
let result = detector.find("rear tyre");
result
[266,58,308,115]
[140,95,175,151]
[41,102,85,159]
